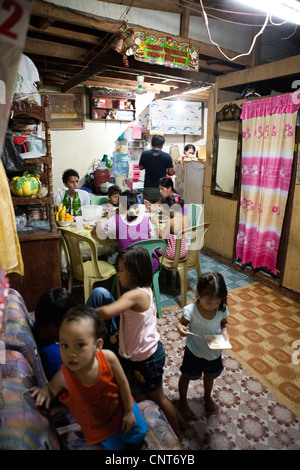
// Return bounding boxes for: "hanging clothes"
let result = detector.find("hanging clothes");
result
[236,93,299,275]
[0,160,24,276]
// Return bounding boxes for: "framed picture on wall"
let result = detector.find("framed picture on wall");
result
[42,93,84,130]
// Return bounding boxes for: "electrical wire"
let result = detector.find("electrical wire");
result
[198,0,270,61]
[281,23,298,39]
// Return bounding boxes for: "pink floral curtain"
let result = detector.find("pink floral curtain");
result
[236,94,299,275]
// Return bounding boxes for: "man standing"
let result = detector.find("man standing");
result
[139,135,174,203]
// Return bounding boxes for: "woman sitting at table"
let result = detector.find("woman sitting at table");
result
[157,195,190,260]
[144,177,183,213]
[93,190,160,272]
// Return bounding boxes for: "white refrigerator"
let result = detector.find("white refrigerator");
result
[174,161,205,204]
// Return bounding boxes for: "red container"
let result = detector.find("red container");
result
[13,135,27,152]
[93,169,111,194]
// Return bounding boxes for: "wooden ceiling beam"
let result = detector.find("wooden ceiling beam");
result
[91,0,183,14]
[83,76,172,93]
[24,37,92,62]
[28,24,102,45]
[31,0,251,66]
[180,1,190,37]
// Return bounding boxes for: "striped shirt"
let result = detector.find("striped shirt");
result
[165,233,188,260]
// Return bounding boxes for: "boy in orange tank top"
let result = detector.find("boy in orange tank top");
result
[30,305,147,449]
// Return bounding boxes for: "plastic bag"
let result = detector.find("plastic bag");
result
[14,54,40,101]
[1,128,23,172]
[25,134,46,154]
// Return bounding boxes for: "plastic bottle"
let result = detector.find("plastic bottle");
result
[62,191,71,215]
[72,191,81,216]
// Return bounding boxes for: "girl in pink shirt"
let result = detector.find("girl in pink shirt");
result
[96,245,183,438]
[157,195,190,260]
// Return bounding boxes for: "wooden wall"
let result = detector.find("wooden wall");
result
[204,89,243,259]
[204,56,300,293]
[283,183,300,292]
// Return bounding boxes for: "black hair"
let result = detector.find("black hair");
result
[151,135,165,148]
[108,185,122,197]
[163,195,184,211]
[35,288,77,327]
[184,144,196,153]
[158,176,174,190]
[62,169,79,184]
[116,245,153,288]
[60,305,107,340]
[119,190,139,222]
[196,272,228,312]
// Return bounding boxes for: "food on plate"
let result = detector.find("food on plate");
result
[55,204,74,222]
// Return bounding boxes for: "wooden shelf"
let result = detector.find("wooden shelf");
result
[7,96,61,310]
[17,229,61,242]
[12,196,52,205]
[90,88,136,121]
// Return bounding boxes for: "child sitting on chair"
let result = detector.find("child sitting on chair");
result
[101,185,122,211]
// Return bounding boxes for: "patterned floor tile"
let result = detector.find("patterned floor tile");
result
[159,253,256,309]
[158,306,300,450]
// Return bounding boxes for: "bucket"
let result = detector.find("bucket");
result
[94,168,111,194]
[81,205,103,221]
[114,175,128,190]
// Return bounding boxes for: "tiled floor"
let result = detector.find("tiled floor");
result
[159,253,256,309]
[73,251,300,450]
[157,253,300,450]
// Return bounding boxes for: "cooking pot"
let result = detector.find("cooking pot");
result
[100,182,113,194]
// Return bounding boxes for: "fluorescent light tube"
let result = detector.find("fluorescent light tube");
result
[236,0,300,24]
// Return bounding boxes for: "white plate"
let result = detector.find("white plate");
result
[205,335,232,350]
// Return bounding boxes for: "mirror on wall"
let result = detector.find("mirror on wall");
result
[211,103,242,199]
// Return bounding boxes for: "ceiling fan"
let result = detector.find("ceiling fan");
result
[133,75,147,94]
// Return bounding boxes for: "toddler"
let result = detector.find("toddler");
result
[177,272,229,418]
[31,305,147,450]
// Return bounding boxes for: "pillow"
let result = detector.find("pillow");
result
[0,289,47,387]
[0,350,60,450]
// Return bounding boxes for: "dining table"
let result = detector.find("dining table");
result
[58,207,166,256]
[58,216,118,263]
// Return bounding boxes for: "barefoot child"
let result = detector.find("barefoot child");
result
[95,245,183,437]
[177,272,229,418]
[31,305,147,450]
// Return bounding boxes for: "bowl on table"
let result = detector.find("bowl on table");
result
[56,220,72,227]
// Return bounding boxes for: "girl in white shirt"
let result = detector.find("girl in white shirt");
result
[95,244,183,437]
[177,272,229,418]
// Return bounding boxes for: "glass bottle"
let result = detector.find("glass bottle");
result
[72,191,81,216]
[62,191,71,215]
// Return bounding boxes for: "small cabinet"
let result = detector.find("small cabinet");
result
[7,96,61,311]
[90,89,135,121]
